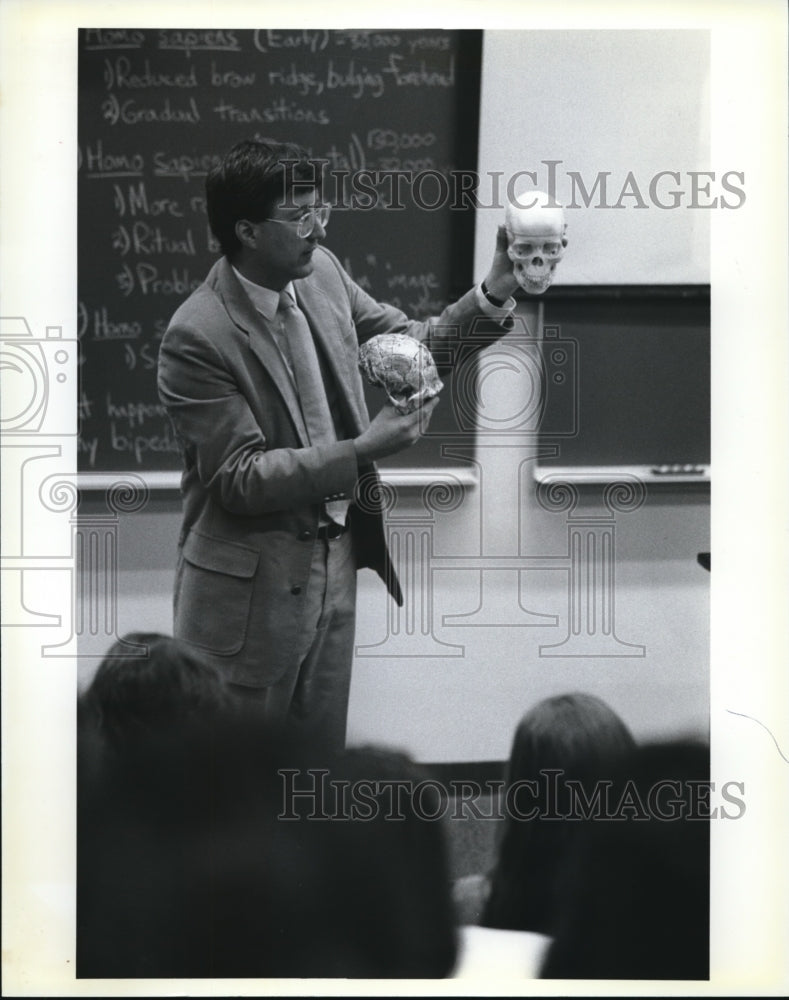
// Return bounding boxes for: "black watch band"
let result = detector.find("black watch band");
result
[481,280,507,308]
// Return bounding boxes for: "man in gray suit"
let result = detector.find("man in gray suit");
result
[158,138,518,747]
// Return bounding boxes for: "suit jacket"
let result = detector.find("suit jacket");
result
[158,246,509,686]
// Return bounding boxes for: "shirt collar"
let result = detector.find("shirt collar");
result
[231,265,293,321]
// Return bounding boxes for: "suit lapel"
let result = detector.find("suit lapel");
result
[210,258,311,446]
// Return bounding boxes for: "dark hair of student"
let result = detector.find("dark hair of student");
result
[205,137,324,259]
[78,631,233,753]
[78,717,459,979]
[541,739,711,980]
[331,744,459,978]
[481,691,637,935]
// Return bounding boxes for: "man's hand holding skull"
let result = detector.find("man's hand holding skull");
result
[355,333,442,463]
[483,223,522,303]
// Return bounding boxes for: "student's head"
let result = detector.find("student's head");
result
[482,692,636,934]
[78,716,458,979]
[506,691,637,790]
[327,744,459,978]
[541,739,711,980]
[206,138,328,284]
[79,632,232,752]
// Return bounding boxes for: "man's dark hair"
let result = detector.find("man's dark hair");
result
[205,138,324,259]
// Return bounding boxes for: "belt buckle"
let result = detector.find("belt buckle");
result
[317,521,344,540]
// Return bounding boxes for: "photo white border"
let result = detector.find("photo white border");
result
[2,0,787,995]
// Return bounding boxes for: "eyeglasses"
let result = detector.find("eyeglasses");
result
[265,204,331,239]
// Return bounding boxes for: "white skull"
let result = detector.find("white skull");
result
[505,191,568,295]
[358,333,443,414]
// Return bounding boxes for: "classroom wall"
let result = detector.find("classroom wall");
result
[76,29,711,762]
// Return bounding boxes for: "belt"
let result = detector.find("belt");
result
[316,521,348,540]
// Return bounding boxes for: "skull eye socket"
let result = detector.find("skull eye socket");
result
[510,240,564,260]
[510,242,534,260]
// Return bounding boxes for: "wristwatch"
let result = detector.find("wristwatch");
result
[481,280,507,308]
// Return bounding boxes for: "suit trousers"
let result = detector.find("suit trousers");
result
[229,530,357,749]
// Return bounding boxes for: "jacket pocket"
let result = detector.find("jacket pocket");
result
[175,532,259,655]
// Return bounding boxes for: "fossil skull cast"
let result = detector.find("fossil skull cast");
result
[505,191,568,295]
[358,333,443,414]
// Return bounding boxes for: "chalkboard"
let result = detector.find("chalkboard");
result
[534,286,710,480]
[77,28,482,477]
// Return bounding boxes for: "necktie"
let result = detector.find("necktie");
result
[277,290,348,526]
